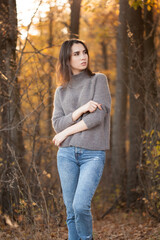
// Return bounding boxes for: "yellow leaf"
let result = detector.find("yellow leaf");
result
[134,93,140,99]
[154,159,159,168]
[147,5,151,11]
[146,160,151,165]
[47,173,51,178]
[43,170,47,175]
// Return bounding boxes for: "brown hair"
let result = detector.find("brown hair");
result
[56,39,94,86]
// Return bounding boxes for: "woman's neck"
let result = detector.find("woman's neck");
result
[68,70,90,88]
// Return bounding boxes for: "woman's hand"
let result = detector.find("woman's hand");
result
[72,100,102,122]
[52,120,88,147]
[81,100,102,113]
[52,131,68,147]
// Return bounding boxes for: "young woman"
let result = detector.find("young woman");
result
[52,39,111,240]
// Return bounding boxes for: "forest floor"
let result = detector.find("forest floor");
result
[0,209,160,240]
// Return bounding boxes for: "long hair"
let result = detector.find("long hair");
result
[56,39,94,86]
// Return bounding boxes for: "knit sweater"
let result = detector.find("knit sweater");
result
[52,70,111,150]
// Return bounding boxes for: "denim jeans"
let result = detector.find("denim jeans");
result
[57,146,106,240]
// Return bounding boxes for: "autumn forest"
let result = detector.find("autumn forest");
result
[0,0,160,239]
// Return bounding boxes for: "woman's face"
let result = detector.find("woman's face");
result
[70,43,88,75]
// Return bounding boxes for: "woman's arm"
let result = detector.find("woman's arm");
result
[52,119,88,147]
[72,100,102,121]
[52,88,75,133]
[82,74,111,129]
[52,87,102,132]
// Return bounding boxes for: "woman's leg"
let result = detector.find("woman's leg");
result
[57,147,81,240]
[72,148,106,240]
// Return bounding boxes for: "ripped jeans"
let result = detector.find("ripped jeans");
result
[57,147,106,240]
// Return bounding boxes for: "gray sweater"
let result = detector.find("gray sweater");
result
[52,70,111,150]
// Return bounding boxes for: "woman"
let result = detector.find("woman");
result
[52,39,111,240]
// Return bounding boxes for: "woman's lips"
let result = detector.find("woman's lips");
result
[81,62,86,66]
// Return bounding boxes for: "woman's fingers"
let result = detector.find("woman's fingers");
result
[81,101,102,113]
[53,138,60,147]
[97,103,102,110]
[52,137,58,146]
[89,101,102,112]
[52,131,67,147]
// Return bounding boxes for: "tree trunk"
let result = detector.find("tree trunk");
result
[144,5,158,131]
[111,0,128,196]
[101,41,108,70]
[48,6,54,136]
[127,4,145,207]
[70,0,82,38]
[0,0,25,216]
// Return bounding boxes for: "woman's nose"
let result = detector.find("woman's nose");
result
[81,53,86,59]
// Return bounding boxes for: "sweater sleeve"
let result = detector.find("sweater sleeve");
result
[51,87,75,133]
[82,74,111,129]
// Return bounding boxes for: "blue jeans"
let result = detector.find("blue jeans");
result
[57,147,106,240]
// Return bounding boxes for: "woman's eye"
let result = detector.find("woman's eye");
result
[73,51,87,56]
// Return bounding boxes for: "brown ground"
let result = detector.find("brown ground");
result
[0,210,160,239]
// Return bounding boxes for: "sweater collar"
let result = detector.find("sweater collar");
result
[68,70,90,88]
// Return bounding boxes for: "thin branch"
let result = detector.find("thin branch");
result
[14,0,43,82]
